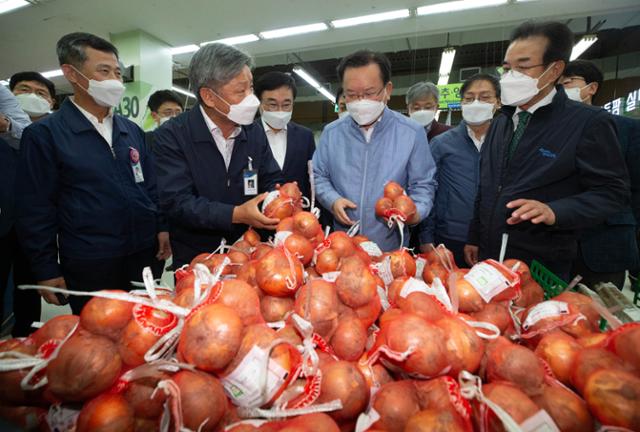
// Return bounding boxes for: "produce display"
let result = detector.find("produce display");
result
[1,188,639,432]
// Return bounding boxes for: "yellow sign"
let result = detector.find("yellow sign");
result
[437,83,463,109]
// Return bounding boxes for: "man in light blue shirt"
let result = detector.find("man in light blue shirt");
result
[0,84,31,147]
[313,50,437,251]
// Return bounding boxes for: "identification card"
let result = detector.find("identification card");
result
[243,169,258,195]
[129,147,144,183]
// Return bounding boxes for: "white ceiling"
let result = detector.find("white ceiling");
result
[1,0,639,88]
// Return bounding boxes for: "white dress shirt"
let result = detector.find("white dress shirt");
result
[262,117,287,170]
[466,126,486,151]
[513,87,557,130]
[70,97,114,147]
[360,115,383,143]
[200,105,241,170]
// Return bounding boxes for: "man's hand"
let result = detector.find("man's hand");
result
[156,231,172,260]
[332,198,357,226]
[464,245,479,267]
[233,193,280,230]
[37,277,67,305]
[0,114,10,133]
[420,243,434,254]
[506,199,556,225]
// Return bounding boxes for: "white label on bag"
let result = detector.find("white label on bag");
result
[520,410,560,432]
[360,241,383,257]
[274,230,293,246]
[222,345,288,408]
[463,262,511,303]
[377,285,391,311]
[415,257,426,281]
[375,257,394,286]
[430,277,454,312]
[399,277,430,298]
[522,301,569,330]
[322,271,341,283]
[261,190,280,213]
[355,408,381,432]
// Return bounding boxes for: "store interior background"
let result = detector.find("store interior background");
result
[1,0,639,320]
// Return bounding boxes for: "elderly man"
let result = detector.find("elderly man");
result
[10,71,56,122]
[16,32,169,315]
[464,22,629,279]
[406,81,451,142]
[313,50,436,251]
[154,43,282,268]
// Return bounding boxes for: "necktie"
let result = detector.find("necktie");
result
[507,111,532,161]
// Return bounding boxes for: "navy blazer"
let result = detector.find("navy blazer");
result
[579,114,640,272]
[468,87,630,266]
[0,137,17,237]
[254,119,316,199]
[16,99,162,281]
[154,107,282,267]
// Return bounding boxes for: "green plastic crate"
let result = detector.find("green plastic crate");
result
[529,260,567,299]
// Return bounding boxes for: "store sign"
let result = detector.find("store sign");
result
[113,80,156,130]
[437,83,463,109]
[603,88,640,115]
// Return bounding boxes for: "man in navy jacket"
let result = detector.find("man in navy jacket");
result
[464,22,629,279]
[253,71,315,201]
[154,44,282,269]
[16,33,169,314]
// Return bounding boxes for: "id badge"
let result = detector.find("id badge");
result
[243,169,258,195]
[130,147,145,183]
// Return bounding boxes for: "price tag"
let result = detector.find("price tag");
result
[522,301,569,330]
[360,241,383,257]
[463,262,511,303]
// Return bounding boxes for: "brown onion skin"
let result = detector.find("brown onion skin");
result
[317,361,369,421]
[404,409,468,432]
[370,380,421,432]
[172,370,228,432]
[47,333,122,402]
[375,197,393,218]
[284,233,314,266]
[387,249,417,279]
[478,381,540,431]
[216,279,264,326]
[315,248,340,275]
[570,347,635,395]
[436,315,485,377]
[256,247,304,297]
[76,393,135,432]
[293,211,322,239]
[384,181,404,200]
[470,303,512,335]
[335,256,376,308]
[261,295,294,323]
[533,384,594,432]
[393,195,417,220]
[534,331,581,386]
[609,325,640,372]
[583,368,640,430]
[31,314,80,347]
[330,315,367,361]
[484,336,545,397]
[123,375,167,419]
[293,279,339,340]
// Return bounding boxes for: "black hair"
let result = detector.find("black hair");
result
[336,50,391,85]
[335,87,344,105]
[9,71,56,99]
[254,71,297,100]
[56,32,119,67]
[564,60,603,93]
[147,90,184,112]
[460,73,501,99]
[510,21,574,65]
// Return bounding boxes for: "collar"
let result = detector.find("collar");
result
[515,87,557,116]
[261,116,287,134]
[70,96,113,123]
[199,105,241,139]
[62,98,123,135]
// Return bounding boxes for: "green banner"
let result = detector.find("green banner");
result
[437,83,463,109]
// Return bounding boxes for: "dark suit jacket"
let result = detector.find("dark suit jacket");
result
[427,121,452,142]
[579,114,640,272]
[0,137,17,237]
[254,119,316,199]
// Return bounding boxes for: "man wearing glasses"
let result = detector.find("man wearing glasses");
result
[419,74,501,267]
[313,50,436,251]
[464,21,629,279]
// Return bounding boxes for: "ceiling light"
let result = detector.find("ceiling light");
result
[417,0,508,16]
[170,45,200,56]
[41,69,63,79]
[172,86,196,99]
[202,34,260,46]
[0,0,29,15]
[570,35,598,61]
[260,23,328,39]
[331,9,410,28]
[437,47,456,85]
[293,66,335,102]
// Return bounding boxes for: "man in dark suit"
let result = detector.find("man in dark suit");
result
[253,71,316,201]
[561,60,640,288]
[405,81,451,142]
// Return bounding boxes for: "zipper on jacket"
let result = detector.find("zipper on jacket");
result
[359,146,370,228]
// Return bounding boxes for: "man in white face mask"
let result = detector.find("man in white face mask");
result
[148,90,184,129]
[313,50,437,251]
[406,81,451,142]
[464,21,629,281]
[419,74,500,266]
[9,72,56,122]
[154,43,283,269]
[15,32,170,314]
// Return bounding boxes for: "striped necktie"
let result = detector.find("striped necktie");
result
[507,111,532,161]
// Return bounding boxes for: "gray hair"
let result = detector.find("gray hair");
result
[188,43,254,102]
[406,81,439,105]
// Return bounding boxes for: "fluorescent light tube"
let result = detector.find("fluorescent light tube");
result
[570,35,598,61]
[293,66,335,102]
[437,48,456,85]
[260,23,328,39]
[172,86,196,99]
[41,69,63,78]
[202,34,260,46]
[170,45,200,55]
[417,0,508,16]
[331,9,410,28]
[0,0,29,15]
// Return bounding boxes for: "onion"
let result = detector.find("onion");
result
[178,304,244,372]
[284,233,314,266]
[260,296,294,323]
[609,325,640,371]
[484,336,545,396]
[404,409,468,432]
[514,279,544,308]
[553,292,600,326]
[233,239,254,254]
[435,315,485,377]
[422,262,450,285]
[451,275,484,313]
[532,384,594,432]
[277,217,295,232]
[584,368,640,430]
[172,370,228,432]
[329,315,367,361]
[293,211,322,239]
[175,271,195,296]
[375,197,394,218]
[502,258,531,283]
[30,314,80,348]
[0,339,46,406]
[480,381,540,429]
[327,231,356,258]
[76,394,134,432]
[317,360,369,421]
[397,291,448,323]
[534,331,581,385]
[123,375,167,419]
[370,380,420,432]
[216,280,264,326]
[335,256,376,308]
[470,303,512,335]
[256,247,304,297]
[48,333,122,402]
[384,181,404,200]
[293,280,339,340]
[571,347,635,395]
[353,293,382,329]
[80,290,133,342]
[251,244,273,261]
[235,260,259,288]
[315,248,340,275]
[387,249,417,278]
[264,193,295,220]
[393,195,417,220]
[280,181,302,203]
[242,228,261,246]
